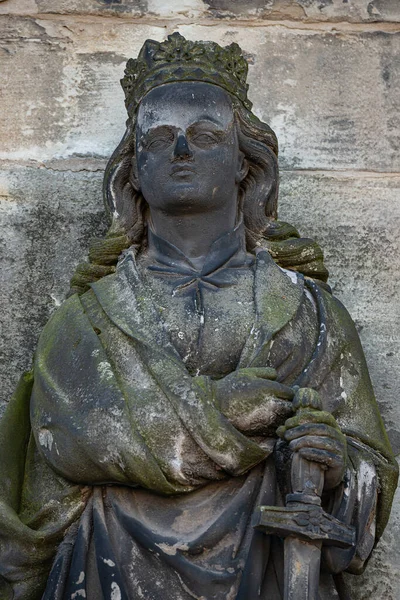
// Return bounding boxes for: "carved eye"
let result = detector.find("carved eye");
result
[191,132,219,146]
[146,136,173,151]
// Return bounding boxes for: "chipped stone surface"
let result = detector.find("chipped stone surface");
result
[344,458,400,599]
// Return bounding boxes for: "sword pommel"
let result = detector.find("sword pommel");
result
[292,388,322,412]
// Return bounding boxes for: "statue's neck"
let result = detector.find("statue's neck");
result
[147,205,241,269]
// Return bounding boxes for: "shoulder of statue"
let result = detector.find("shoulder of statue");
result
[261,220,329,284]
[37,291,99,353]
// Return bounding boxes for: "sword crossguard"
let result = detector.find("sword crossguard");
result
[254,387,356,550]
[253,504,356,548]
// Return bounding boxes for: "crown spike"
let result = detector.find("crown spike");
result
[121,33,251,116]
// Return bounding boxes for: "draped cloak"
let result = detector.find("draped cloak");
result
[0,249,397,600]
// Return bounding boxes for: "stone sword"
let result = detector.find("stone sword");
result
[253,388,356,600]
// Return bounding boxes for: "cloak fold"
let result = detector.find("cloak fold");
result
[0,250,397,599]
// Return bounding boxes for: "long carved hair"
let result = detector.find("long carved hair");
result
[70,92,327,295]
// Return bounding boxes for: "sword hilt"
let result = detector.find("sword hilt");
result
[253,385,356,549]
[253,387,356,600]
[286,388,325,507]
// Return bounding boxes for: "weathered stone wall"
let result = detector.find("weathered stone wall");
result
[0,1,399,597]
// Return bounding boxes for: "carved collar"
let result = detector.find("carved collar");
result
[144,221,254,295]
[91,246,304,369]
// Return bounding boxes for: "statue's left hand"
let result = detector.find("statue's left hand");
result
[212,367,294,435]
[277,409,347,490]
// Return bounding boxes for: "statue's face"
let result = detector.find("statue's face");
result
[135,82,244,217]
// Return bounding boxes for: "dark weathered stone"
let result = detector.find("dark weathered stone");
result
[0,30,398,600]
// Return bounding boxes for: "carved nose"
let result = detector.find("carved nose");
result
[174,134,193,160]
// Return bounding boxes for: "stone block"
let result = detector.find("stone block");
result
[1,0,400,22]
[0,0,206,18]
[34,0,145,17]
[0,16,164,161]
[204,0,400,23]
[0,0,145,17]
[279,170,400,454]
[0,163,105,413]
[0,16,73,160]
[1,17,399,172]
[179,25,400,172]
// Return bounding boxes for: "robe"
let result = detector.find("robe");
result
[0,247,397,600]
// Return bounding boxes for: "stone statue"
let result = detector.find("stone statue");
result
[0,33,397,600]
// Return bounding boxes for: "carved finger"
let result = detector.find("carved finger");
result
[283,422,344,443]
[240,367,278,380]
[281,410,339,432]
[261,381,295,400]
[298,447,343,469]
[239,379,294,401]
[288,435,344,455]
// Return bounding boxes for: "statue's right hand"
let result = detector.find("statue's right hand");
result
[212,367,295,435]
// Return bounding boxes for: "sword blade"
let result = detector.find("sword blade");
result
[284,537,322,600]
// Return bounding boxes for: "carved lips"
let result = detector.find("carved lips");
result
[170,163,196,178]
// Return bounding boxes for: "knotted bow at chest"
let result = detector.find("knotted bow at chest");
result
[145,222,254,311]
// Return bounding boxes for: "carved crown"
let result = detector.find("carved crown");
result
[121,33,252,117]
